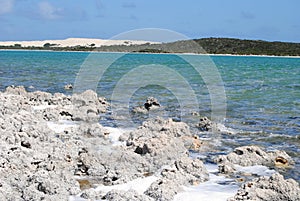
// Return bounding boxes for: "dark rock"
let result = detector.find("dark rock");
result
[64,84,73,90]
[144,97,160,111]
[132,97,160,113]
[21,141,31,149]
[134,144,150,155]
[196,116,215,131]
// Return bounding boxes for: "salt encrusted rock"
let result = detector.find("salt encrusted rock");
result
[119,118,209,200]
[104,189,153,201]
[174,157,209,184]
[228,173,300,201]
[0,87,112,200]
[145,179,182,201]
[67,122,109,138]
[71,90,109,121]
[122,118,192,169]
[160,158,209,186]
[215,145,294,174]
[80,188,100,200]
[4,85,27,95]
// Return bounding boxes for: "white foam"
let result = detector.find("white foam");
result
[234,165,276,176]
[217,123,239,134]
[95,176,159,194]
[47,120,78,133]
[104,127,133,146]
[174,164,239,201]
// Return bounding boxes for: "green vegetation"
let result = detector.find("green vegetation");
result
[43,43,57,48]
[1,38,300,56]
[193,38,300,56]
[134,48,169,53]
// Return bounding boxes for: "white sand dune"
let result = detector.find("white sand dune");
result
[0,38,160,47]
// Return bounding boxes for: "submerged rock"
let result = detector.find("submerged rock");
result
[229,173,300,201]
[144,97,160,110]
[64,84,73,90]
[132,97,161,113]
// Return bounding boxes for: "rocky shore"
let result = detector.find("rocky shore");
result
[0,86,299,201]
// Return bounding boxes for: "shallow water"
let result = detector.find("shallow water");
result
[1,50,299,183]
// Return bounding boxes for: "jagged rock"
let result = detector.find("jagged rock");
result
[228,173,300,201]
[215,146,294,174]
[174,157,209,184]
[118,118,209,201]
[0,87,113,200]
[196,116,216,131]
[105,189,152,201]
[27,90,53,104]
[144,97,160,110]
[159,157,209,189]
[122,118,191,170]
[4,85,27,95]
[80,188,106,200]
[145,179,182,201]
[71,90,109,121]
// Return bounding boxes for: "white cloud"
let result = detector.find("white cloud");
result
[38,1,63,20]
[0,0,14,15]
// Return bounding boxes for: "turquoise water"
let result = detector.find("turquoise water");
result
[0,50,299,181]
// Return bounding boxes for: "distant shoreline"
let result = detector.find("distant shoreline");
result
[1,37,300,57]
[1,48,300,59]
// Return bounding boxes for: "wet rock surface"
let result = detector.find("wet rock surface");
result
[215,145,294,174]
[196,116,215,131]
[132,97,161,114]
[229,173,300,201]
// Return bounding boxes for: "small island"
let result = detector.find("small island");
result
[1,37,300,56]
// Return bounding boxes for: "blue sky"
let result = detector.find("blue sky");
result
[0,0,299,42]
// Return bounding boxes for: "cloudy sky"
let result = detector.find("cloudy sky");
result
[0,0,299,42]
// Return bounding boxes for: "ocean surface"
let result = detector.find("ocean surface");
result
[0,50,299,184]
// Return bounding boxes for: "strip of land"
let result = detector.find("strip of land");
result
[1,37,300,56]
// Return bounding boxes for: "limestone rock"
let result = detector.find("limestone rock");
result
[229,173,300,201]
[4,85,27,95]
[215,146,294,174]
[145,179,182,201]
[105,189,152,201]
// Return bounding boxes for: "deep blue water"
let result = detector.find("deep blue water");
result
[0,50,299,181]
